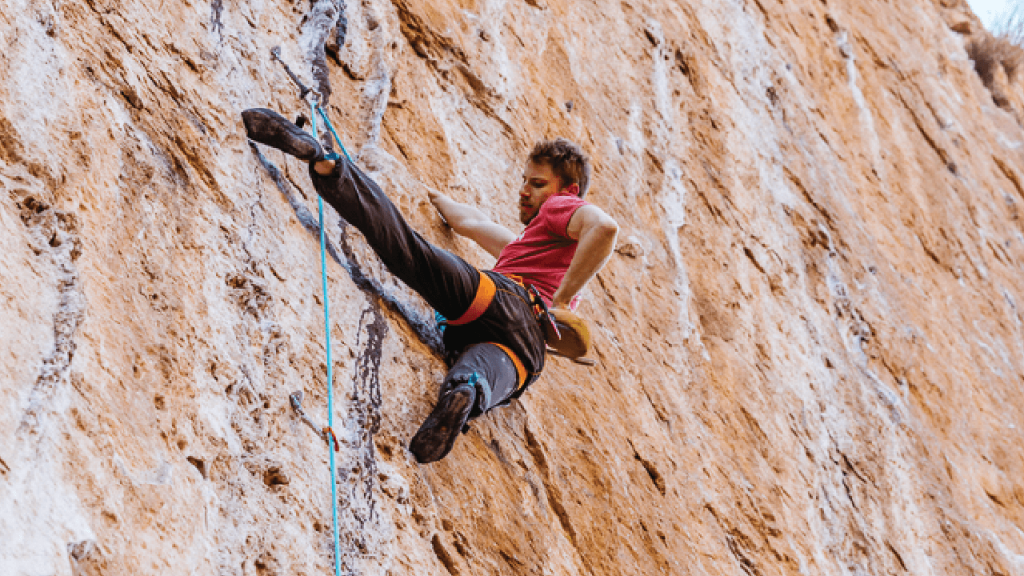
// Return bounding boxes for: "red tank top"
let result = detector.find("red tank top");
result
[492,192,588,307]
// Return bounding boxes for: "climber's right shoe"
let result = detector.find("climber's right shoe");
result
[409,383,475,464]
[242,108,323,162]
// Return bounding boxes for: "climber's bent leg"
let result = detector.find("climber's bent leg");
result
[443,343,522,415]
[409,343,521,463]
[309,157,480,321]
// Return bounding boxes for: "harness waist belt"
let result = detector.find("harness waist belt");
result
[447,272,496,326]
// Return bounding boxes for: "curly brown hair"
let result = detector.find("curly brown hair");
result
[527,138,591,198]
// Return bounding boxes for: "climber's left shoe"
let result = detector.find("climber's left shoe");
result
[409,383,475,464]
[242,108,324,162]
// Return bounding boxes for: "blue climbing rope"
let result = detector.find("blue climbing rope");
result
[309,99,351,576]
[269,48,356,576]
[317,105,353,163]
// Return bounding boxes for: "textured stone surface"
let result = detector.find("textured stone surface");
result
[2,0,1024,574]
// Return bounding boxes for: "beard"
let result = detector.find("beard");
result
[519,207,537,225]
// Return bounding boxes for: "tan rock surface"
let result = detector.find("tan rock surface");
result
[2,0,1024,574]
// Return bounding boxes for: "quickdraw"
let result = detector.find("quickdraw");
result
[270,45,351,164]
[271,47,313,101]
[527,284,561,340]
[289,391,340,452]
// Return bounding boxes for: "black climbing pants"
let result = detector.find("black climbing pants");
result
[309,158,546,413]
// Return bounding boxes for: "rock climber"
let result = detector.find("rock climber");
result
[242,108,618,463]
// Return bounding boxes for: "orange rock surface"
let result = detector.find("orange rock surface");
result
[2,0,1023,574]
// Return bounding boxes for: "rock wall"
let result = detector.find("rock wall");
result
[2,0,1024,574]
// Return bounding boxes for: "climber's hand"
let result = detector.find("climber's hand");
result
[427,189,448,210]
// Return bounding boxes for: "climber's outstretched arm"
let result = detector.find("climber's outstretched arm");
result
[428,190,516,259]
[551,205,619,309]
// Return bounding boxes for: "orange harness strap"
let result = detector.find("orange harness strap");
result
[447,272,496,326]
[445,272,529,390]
[488,342,528,389]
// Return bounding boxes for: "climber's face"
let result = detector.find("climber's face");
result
[519,161,572,224]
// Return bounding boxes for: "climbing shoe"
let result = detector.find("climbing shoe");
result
[410,383,475,464]
[242,108,323,162]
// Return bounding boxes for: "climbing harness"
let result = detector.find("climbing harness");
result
[432,272,530,390]
[437,269,596,369]
[272,47,352,576]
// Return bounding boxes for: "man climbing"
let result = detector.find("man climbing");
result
[242,108,618,463]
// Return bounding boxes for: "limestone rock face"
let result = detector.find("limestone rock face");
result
[3,0,1024,574]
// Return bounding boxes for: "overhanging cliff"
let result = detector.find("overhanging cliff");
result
[2,0,1024,574]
